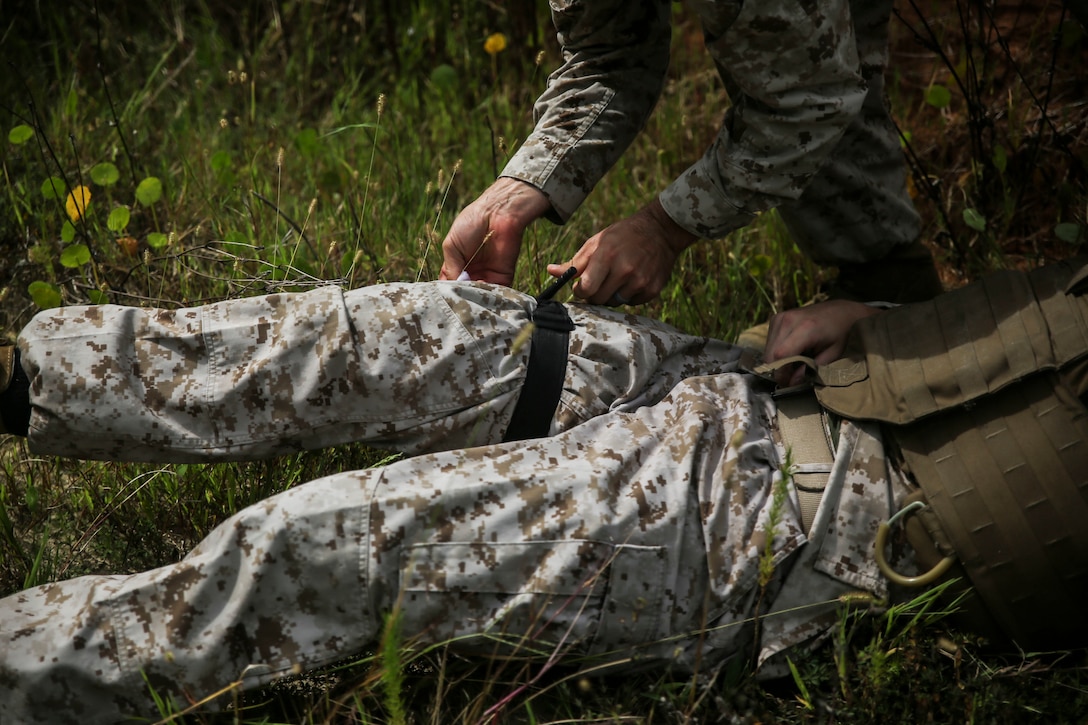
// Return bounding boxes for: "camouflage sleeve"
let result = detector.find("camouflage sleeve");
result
[499,0,672,223]
[657,0,869,238]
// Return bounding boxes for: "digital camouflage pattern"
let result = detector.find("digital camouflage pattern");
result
[16,282,740,461]
[0,282,907,722]
[503,0,921,264]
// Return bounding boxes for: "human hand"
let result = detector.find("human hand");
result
[545,198,698,305]
[764,300,883,387]
[440,177,553,285]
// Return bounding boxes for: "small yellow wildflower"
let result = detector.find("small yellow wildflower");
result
[484,32,507,56]
[66,185,91,222]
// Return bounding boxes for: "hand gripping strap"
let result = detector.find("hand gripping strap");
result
[502,300,574,443]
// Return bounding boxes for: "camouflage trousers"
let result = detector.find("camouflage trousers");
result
[15,281,740,460]
[1,282,815,722]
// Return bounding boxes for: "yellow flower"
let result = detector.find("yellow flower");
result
[66,185,92,222]
[484,32,507,56]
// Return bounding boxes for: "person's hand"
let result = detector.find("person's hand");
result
[440,178,553,285]
[764,300,884,387]
[546,198,698,305]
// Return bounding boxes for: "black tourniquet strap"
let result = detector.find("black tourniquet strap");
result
[503,299,575,442]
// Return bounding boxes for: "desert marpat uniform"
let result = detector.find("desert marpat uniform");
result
[503,0,920,265]
[0,281,907,723]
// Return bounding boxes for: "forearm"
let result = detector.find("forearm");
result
[502,0,672,222]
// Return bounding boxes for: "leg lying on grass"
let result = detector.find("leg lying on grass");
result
[2,370,858,724]
[11,280,738,460]
[3,260,1087,723]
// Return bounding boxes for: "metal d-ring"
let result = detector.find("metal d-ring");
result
[874,500,956,587]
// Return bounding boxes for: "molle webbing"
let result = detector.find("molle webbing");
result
[813,259,1088,424]
[810,258,1088,650]
[895,376,1088,649]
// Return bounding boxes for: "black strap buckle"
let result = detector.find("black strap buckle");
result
[502,267,578,442]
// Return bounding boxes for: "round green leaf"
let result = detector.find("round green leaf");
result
[107,206,131,232]
[60,243,92,268]
[61,220,76,243]
[147,232,169,249]
[210,150,232,174]
[90,162,121,186]
[963,207,986,232]
[430,64,457,91]
[41,177,66,199]
[925,84,952,109]
[28,281,62,309]
[1055,222,1083,244]
[86,289,110,304]
[749,253,773,278]
[8,124,33,145]
[135,176,163,206]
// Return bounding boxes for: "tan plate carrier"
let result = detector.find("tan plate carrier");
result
[813,257,1088,651]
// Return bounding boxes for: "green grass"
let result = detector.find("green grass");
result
[2,1,1087,722]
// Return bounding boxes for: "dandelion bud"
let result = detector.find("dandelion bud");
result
[483,32,507,57]
[535,50,546,66]
[219,118,229,129]
[376,93,386,116]
[168,231,177,246]
[239,70,248,84]
[143,250,152,266]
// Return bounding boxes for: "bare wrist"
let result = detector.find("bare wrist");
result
[647,197,699,254]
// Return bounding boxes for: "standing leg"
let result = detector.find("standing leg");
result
[0,373,791,724]
[777,0,942,303]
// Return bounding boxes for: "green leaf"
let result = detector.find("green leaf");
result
[41,177,66,199]
[992,145,1008,174]
[8,124,33,145]
[65,88,78,118]
[1055,222,1083,244]
[107,206,131,232]
[135,176,163,206]
[61,220,76,243]
[28,281,62,309]
[749,253,773,278]
[147,232,169,249]
[963,208,987,232]
[429,64,458,91]
[925,84,952,109]
[60,243,91,268]
[294,128,319,157]
[90,162,121,186]
[86,289,110,304]
[210,150,232,173]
